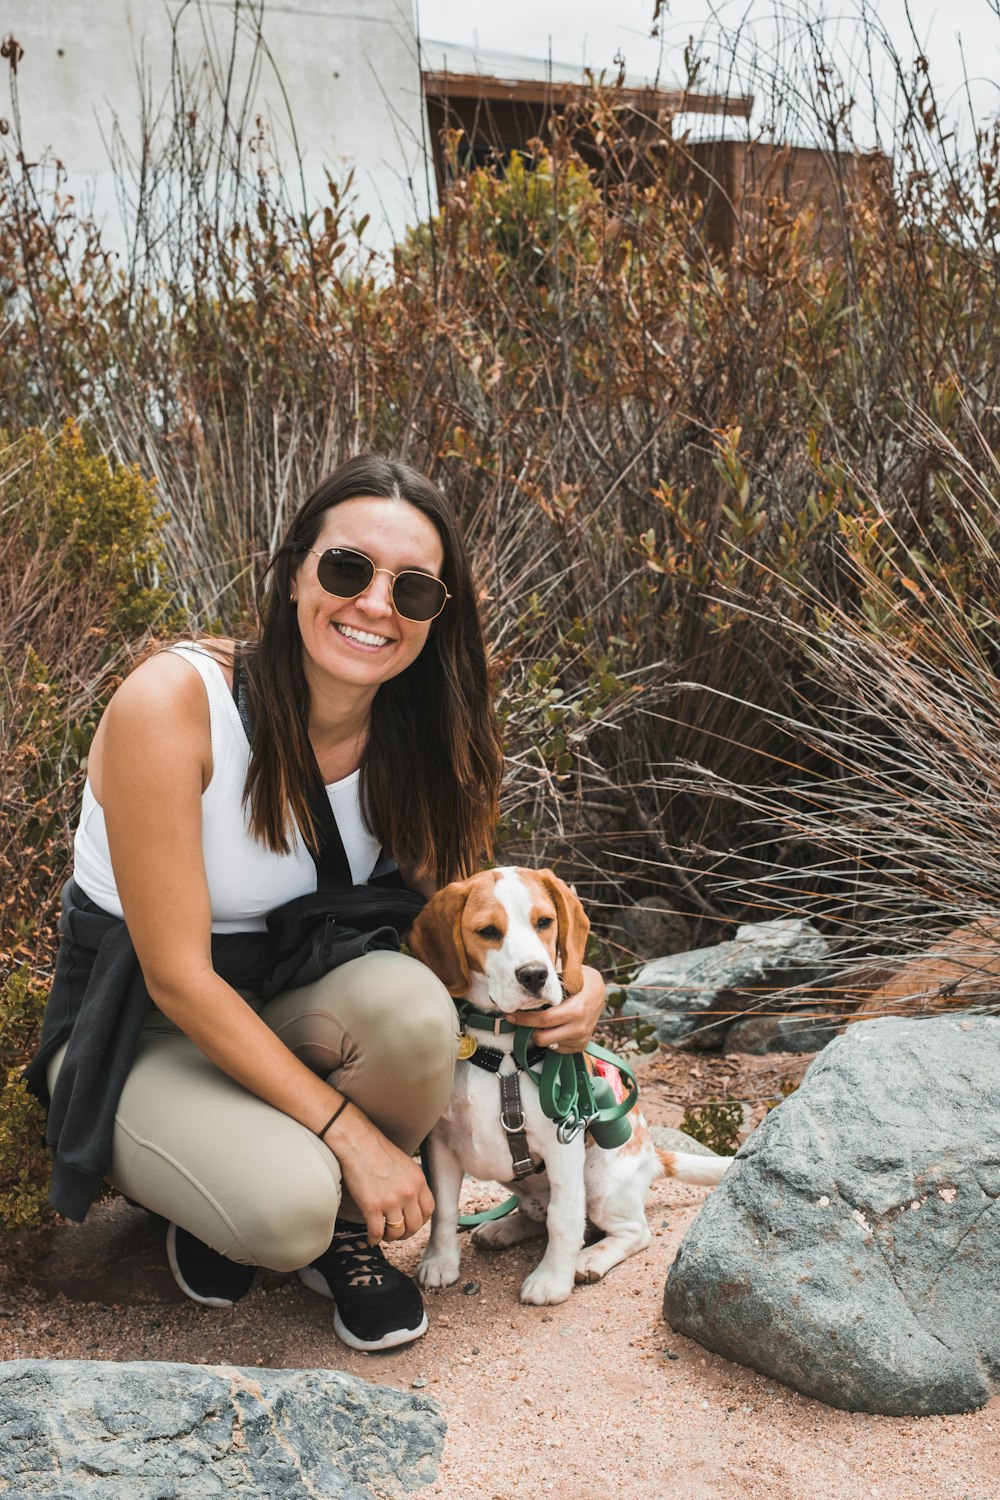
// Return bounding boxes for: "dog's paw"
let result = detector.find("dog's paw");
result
[573,1243,610,1283]
[416,1251,461,1289]
[471,1212,545,1251]
[518,1264,574,1306]
[470,1219,513,1252]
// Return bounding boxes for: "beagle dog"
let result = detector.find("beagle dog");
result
[408,867,731,1307]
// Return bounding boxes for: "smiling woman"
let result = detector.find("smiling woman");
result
[23,453,516,1355]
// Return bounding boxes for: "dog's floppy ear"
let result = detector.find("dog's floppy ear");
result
[408,880,475,997]
[535,869,590,996]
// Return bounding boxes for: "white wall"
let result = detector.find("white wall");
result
[2,0,433,249]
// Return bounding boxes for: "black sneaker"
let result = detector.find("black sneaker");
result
[297,1226,428,1351]
[166,1222,256,1308]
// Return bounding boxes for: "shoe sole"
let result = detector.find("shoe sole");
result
[166,1222,244,1309]
[296,1266,429,1351]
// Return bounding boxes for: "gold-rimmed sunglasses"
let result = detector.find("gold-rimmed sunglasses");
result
[307,547,451,622]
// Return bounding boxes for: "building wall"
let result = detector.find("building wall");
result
[3,0,431,247]
[682,140,885,260]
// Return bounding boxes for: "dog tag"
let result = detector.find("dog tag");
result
[457,1032,478,1060]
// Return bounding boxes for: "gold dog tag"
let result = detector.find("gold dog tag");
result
[457,1031,477,1060]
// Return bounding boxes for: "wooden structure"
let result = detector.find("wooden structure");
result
[679,138,886,258]
[421,43,753,191]
[421,44,883,261]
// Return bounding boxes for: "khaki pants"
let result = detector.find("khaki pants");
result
[48,951,457,1271]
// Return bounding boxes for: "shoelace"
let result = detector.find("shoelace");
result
[331,1231,386,1288]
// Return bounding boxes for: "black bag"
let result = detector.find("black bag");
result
[232,646,426,998]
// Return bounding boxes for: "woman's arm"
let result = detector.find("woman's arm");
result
[98,654,432,1243]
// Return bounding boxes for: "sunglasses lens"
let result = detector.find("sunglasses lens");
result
[392,571,448,621]
[313,548,447,621]
[316,548,375,597]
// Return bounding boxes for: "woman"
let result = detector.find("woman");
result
[26,454,607,1352]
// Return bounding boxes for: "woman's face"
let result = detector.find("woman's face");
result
[292,496,446,696]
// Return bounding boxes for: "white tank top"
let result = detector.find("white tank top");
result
[72,643,382,933]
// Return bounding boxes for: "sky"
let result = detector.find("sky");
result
[415,1,1000,148]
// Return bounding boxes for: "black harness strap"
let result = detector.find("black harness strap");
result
[464,1043,549,1074]
[498,1071,537,1180]
[232,645,352,889]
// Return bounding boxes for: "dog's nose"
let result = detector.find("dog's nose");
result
[515,963,549,996]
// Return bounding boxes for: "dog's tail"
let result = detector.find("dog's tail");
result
[657,1149,732,1186]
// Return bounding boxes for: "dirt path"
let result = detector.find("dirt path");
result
[2,1050,996,1499]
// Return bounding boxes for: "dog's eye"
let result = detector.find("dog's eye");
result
[535,916,554,931]
[477,924,503,941]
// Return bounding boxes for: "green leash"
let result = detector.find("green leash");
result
[454,1004,640,1229]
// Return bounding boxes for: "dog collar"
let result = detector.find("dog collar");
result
[455,1003,526,1062]
[455,1001,538,1037]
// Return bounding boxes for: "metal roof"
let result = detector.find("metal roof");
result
[419,38,752,117]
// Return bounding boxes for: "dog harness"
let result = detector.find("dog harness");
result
[463,1039,549,1180]
[453,1002,641,1225]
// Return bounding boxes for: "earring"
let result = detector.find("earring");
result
[289,593,297,603]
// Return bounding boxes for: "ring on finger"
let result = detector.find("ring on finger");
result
[385,1216,405,1229]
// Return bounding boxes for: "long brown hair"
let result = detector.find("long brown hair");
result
[242,454,504,887]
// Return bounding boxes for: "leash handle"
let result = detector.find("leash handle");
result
[511,1028,639,1137]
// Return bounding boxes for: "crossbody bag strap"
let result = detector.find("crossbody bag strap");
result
[231,643,353,890]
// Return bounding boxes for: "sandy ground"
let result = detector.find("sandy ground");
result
[2,1049,997,1500]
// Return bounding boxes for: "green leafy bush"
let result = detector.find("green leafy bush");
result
[598,987,659,1055]
[680,1100,746,1155]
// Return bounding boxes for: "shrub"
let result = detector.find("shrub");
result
[0,423,173,1227]
[680,1099,746,1155]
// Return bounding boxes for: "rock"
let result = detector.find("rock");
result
[619,918,830,1050]
[650,1126,720,1158]
[610,898,692,960]
[0,1359,444,1496]
[662,1016,1000,1415]
[725,1010,841,1054]
[849,920,1000,1021]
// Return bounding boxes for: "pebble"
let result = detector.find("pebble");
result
[462,1281,480,1296]
[412,1377,427,1389]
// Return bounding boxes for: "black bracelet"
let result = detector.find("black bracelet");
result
[317,1097,351,1141]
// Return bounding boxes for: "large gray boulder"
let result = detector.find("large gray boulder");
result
[0,1360,444,1497]
[663,1016,1000,1414]
[617,917,830,1049]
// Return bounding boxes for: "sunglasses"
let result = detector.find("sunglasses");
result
[307,547,451,622]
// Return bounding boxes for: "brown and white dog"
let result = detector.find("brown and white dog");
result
[408,867,732,1306]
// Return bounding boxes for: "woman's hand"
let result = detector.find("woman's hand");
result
[324,1103,435,1245]
[509,963,607,1054]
